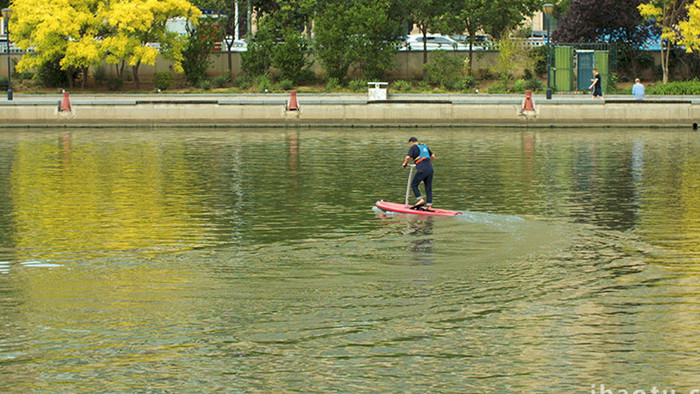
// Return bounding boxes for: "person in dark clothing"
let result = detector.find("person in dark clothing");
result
[402,137,436,208]
[589,68,603,99]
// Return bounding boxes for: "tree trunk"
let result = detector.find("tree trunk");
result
[81,67,88,89]
[133,61,141,90]
[468,33,475,76]
[66,69,74,89]
[422,28,428,65]
[661,39,669,84]
[115,61,126,79]
[228,51,233,80]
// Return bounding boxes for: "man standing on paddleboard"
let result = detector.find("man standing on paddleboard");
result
[403,137,435,208]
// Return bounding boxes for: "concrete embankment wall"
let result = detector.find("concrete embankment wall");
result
[1,94,698,128]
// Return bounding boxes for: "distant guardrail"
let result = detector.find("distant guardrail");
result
[0,39,34,53]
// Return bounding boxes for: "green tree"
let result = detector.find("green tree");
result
[314,2,354,80]
[192,0,249,79]
[242,0,315,80]
[441,0,538,75]
[354,1,403,80]
[272,27,312,83]
[442,0,490,75]
[315,0,401,81]
[408,0,451,64]
[482,0,541,39]
[182,17,219,86]
[267,0,314,82]
[241,24,274,77]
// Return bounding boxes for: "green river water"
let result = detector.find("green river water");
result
[0,128,698,392]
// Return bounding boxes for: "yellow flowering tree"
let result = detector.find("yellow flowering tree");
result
[9,0,200,89]
[679,0,700,52]
[638,0,691,84]
[102,0,201,89]
[11,0,103,88]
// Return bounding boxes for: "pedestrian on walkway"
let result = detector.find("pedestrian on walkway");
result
[589,69,603,99]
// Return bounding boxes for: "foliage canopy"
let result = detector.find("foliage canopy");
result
[9,0,200,88]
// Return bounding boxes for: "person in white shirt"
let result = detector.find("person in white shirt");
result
[632,78,645,100]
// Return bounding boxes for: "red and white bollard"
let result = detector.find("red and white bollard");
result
[522,90,535,112]
[286,90,299,111]
[60,90,72,112]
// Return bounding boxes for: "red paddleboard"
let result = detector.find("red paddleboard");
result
[375,200,462,216]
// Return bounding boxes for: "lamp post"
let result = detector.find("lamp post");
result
[543,4,553,100]
[2,8,12,101]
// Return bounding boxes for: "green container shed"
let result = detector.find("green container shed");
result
[553,46,574,92]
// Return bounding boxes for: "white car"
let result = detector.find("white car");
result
[450,34,492,49]
[401,34,469,51]
[222,37,247,52]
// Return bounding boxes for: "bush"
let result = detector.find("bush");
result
[271,29,312,84]
[256,75,272,93]
[487,81,510,94]
[512,79,527,94]
[423,52,464,88]
[498,71,514,85]
[647,79,700,95]
[348,79,367,92]
[278,79,294,91]
[37,59,73,88]
[211,75,230,89]
[393,80,413,92]
[0,76,7,90]
[296,69,317,85]
[326,77,342,91]
[525,77,544,92]
[242,28,274,77]
[153,72,174,91]
[417,80,430,91]
[199,80,212,90]
[443,79,465,91]
[93,65,107,86]
[496,32,535,80]
[182,19,218,86]
[233,76,251,90]
[477,67,495,80]
[106,78,124,91]
[463,75,477,90]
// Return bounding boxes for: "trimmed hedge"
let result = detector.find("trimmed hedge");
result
[647,79,700,95]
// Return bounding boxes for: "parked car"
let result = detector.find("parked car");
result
[527,30,548,47]
[530,30,548,39]
[401,34,469,51]
[449,34,492,49]
[222,37,247,52]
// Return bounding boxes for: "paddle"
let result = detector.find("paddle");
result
[404,164,415,206]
